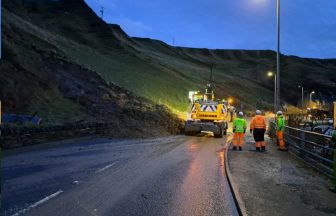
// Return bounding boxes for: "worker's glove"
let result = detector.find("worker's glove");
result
[250,129,253,133]
[233,129,236,133]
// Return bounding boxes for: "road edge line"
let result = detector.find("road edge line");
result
[224,138,249,216]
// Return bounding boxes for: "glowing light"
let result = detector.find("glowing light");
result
[267,71,274,77]
[228,98,234,104]
[188,143,199,151]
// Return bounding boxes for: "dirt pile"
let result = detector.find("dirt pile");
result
[1,0,335,140]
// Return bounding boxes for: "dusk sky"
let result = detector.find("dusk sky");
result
[84,0,336,59]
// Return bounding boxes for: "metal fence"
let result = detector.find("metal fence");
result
[269,121,335,179]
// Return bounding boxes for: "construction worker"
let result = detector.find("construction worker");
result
[250,110,267,151]
[277,111,287,151]
[233,111,247,151]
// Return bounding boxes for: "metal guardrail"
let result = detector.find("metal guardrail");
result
[269,121,335,178]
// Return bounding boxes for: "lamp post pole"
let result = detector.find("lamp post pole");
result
[309,91,315,106]
[298,85,304,114]
[267,71,277,119]
[276,0,281,111]
[301,86,304,113]
[274,75,277,115]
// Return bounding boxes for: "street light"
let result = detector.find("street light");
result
[276,0,281,112]
[298,85,304,114]
[252,0,280,111]
[310,91,315,107]
[267,71,276,116]
[228,98,234,105]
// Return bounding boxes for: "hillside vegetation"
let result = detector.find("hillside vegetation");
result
[1,0,335,126]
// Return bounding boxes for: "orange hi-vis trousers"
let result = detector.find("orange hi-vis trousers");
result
[277,131,285,149]
[233,132,245,147]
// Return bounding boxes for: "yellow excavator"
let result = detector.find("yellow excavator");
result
[185,68,229,138]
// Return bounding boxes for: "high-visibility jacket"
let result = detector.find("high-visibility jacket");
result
[233,117,247,133]
[250,115,266,130]
[277,116,285,132]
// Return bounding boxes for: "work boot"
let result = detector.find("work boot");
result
[256,147,261,151]
[232,146,237,151]
[239,147,242,151]
[261,146,266,151]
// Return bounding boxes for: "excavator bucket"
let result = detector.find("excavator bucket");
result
[185,120,226,138]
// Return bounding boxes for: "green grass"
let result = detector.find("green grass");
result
[55,37,192,111]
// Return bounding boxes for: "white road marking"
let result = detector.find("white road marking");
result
[72,180,80,185]
[96,162,118,173]
[12,190,63,216]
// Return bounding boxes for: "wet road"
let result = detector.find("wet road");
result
[2,135,238,216]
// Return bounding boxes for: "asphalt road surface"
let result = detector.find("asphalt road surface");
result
[2,135,239,216]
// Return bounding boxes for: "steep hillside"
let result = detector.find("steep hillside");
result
[109,23,336,110]
[1,0,335,127]
[0,0,182,136]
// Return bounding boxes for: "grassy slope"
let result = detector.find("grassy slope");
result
[1,6,88,124]
[1,0,336,125]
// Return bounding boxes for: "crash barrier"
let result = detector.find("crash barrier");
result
[286,114,333,129]
[269,121,335,179]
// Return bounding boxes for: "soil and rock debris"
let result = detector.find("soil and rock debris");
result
[1,51,184,148]
[1,0,184,147]
[1,0,335,147]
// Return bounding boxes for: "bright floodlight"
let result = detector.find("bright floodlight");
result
[311,91,315,94]
[267,71,273,77]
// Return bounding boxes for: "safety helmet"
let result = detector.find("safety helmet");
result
[277,111,283,115]
[256,110,262,115]
[238,111,244,117]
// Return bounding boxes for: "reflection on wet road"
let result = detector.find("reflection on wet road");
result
[2,135,238,216]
